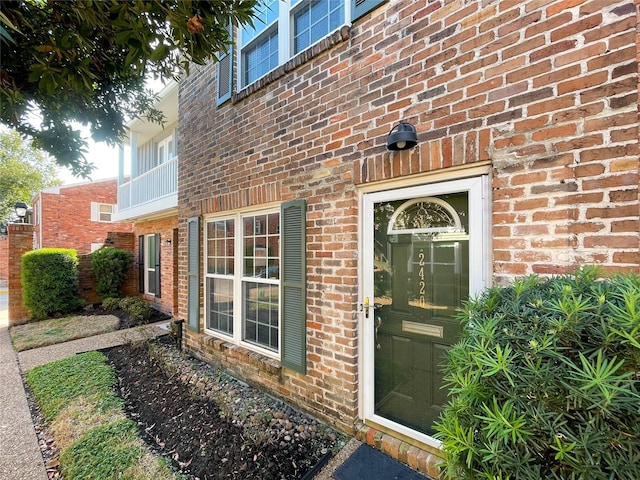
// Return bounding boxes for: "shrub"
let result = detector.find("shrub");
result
[21,248,83,319]
[119,296,151,323]
[101,297,121,312]
[435,266,640,480]
[91,247,132,299]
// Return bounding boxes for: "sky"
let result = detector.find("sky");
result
[56,138,124,185]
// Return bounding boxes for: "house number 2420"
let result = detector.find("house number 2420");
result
[418,249,426,308]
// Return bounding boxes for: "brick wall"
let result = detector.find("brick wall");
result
[33,179,133,254]
[177,0,639,475]
[0,236,7,283]
[78,232,137,305]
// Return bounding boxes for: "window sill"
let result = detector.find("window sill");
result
[197,333,283,378]
[234,25,351,103]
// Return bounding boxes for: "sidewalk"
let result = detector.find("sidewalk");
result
[0,281,48,479]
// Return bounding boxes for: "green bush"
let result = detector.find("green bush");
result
[435,267,640,480]
[101,297,121,312]
[91,247,131,299]
[119,296,151,323]
[21,248,83,319]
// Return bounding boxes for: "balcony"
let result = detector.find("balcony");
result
[114,156,178,221]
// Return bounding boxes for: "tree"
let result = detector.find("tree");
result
[0,129,61,222]
[0,0,258,177]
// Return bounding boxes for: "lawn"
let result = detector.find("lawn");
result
[10,314,120,351]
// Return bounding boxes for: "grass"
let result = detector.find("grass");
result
[9,314,120,352]
[25,351,185,480]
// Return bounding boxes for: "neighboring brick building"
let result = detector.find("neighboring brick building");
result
[32,178,133,254]
[176,0,639,476]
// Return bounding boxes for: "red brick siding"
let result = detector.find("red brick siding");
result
[77,232,137,305]
[0,236,8,282]
[177,0,639,474]
[7,224,33,325]
[32,180,133,254]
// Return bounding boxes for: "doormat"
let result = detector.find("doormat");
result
[333,444,434,480]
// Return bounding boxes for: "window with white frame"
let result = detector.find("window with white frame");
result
[239,0,346,88]
[205,210,281,354]
[91,202,115,222]
[157,132,175,165]
[218,0,386,103]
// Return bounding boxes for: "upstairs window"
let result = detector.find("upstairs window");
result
[91,202,115,222]
[293,0,344,53]
[239,0,346,88]
[157,132,176,165]
[219,0,386,100]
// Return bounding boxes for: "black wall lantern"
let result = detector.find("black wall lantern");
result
[14,202,28,222]
[386,122,418,151]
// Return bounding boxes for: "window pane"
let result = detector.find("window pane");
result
[147,270,156,295]
[294,0,344,54]
[243,31,278,85]
[244,281,279,351]
[167,139,174,161]
[241,0,279,45]
[207,277,234,335]
[99,203,113,222]
[147,236,156,267]
[207,219,234,275]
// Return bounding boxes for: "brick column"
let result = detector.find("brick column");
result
[8,223,33,326]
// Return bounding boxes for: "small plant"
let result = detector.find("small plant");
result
[91,247,132,299]
[119,296,152,323]
[435,266,640,480]
[21,248,83,319]
[101,297,122,312]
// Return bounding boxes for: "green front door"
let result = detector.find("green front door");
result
[369,190,471,436]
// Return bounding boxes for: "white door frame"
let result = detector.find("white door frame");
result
[358,174,490,448]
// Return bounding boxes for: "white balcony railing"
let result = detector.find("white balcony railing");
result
[117,156,178,213]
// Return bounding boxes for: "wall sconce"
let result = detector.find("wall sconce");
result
[14,202,28,222]
[0,223,7,236]
[164,238,172,247]
[386,122,418,151]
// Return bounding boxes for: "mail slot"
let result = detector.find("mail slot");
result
[402,320,444,338]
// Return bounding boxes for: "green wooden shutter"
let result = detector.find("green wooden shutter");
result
[187,217,200,332]
[154,233,161,298]
[352,0,386,21]
[138,235,144,293]
[281,200,307,374]
[216,23,233,105]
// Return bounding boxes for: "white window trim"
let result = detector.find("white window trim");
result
[238,0,352,89]
[204,207,281,359]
